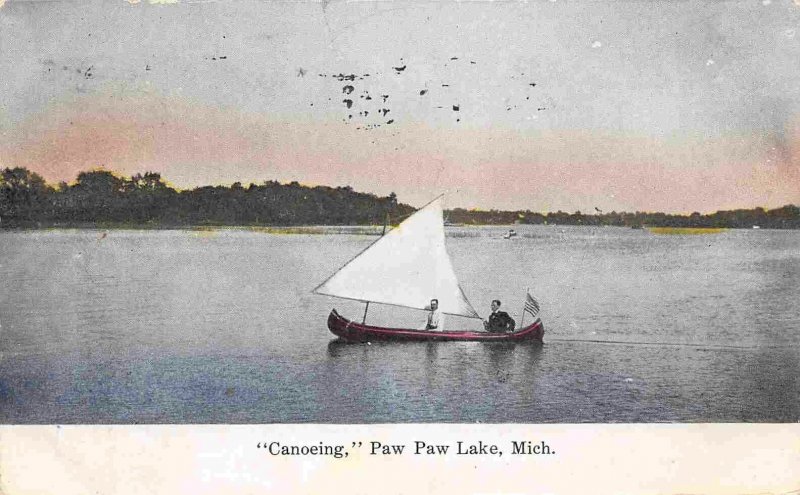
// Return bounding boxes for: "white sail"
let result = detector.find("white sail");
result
[313,197,480,318]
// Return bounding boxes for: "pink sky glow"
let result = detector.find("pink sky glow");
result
[1,89,797,213]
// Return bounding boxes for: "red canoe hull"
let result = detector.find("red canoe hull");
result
[327,309,544,343]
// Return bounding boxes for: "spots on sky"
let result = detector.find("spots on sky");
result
[297,67,306,77]
[309,56,550,132]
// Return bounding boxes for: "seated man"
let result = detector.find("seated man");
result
[483,300,515,332]
[424,298,444,331]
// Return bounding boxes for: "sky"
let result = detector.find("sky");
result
[0,0,799,212]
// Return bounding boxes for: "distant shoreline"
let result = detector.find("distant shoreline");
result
[2,167,799,230]
[1,223,797,233]
[0,223,390,234]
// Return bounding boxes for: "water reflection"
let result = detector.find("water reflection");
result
[486,342,517,369]
[423,342,439,384]
[323,338,547,421]
[326,338,356,358]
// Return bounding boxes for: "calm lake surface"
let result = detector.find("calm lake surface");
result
[1,226,798,423]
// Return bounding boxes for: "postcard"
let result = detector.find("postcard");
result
[1,0,798,493]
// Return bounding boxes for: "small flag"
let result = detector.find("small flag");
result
[523,292,540,319]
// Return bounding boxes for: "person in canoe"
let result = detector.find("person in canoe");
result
[483,300,516,332]
[424,298,444,331]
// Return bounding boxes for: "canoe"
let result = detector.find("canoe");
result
[327,309,544,343]
[313,196,546,344]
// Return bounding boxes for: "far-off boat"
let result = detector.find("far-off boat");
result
[312,196,544,343]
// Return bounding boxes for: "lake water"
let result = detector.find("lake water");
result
[1,226,798,423]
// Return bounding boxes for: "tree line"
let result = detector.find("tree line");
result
[1,167,798,229]
[447,205,800,229]
[0,167,412,228]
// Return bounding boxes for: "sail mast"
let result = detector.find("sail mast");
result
[362,301,370,324]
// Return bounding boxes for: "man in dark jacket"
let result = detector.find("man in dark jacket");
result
[483,300,516,332]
